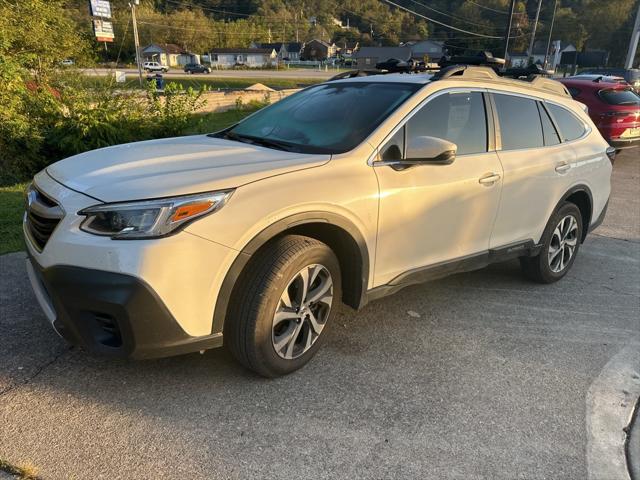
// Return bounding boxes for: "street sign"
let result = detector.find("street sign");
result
[93,19,114,42]
[114,71,126,83]
[89,0,112,18]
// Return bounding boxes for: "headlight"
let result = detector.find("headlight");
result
[78,190,233,239]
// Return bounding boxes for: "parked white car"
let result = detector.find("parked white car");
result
[24,66,612,377]
[142,61,168,73]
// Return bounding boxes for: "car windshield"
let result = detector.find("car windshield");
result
[214,82,421,154]
[599,88,640,105]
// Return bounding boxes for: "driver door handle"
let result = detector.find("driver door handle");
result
[478,173,501,186]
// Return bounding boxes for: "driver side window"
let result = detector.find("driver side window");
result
[379,90,488,161]
[408,91,487,155]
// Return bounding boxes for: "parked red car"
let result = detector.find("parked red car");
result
[559,78,640,150]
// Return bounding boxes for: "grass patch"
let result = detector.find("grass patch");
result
[0,183,26,255]
[81,75,321,91]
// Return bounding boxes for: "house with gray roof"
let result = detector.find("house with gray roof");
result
[209,48,277,68]
[352,46,412,69]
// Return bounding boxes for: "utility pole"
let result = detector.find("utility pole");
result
[130,1,143,87]
[543,0,559,70]
[503,0,516,68]
[625,3,640,69]
[527,0,543,64]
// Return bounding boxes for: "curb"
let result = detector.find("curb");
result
[627,395,640,480]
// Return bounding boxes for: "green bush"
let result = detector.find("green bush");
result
[147,82,207,136]
[0,73,210,185]
[0,0,212,185]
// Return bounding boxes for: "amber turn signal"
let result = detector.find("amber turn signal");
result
[170,201,214,223]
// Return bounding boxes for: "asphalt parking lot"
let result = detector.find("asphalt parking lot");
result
[1,151,638,479]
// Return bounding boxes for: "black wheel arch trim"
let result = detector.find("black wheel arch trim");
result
[212,211,370,334]
[556,184,594,242]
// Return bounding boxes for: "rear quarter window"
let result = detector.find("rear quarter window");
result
[547,104,586,142]
[598,88,640,106]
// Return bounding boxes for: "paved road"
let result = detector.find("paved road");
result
[82,67,338,79]
[1,151,638,479]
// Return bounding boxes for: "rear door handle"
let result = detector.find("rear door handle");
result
[478,173,501,186]
[555,162,571,174]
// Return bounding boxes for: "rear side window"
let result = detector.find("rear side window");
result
[598,88,640,106]
[494,94,544,150]
[537,103,561,146]
[547,104,586,142]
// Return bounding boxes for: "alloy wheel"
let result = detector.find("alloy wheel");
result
[548,214,579,273]
[271,264,333,360]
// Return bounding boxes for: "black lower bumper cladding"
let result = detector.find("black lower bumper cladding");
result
[28,257,222,359]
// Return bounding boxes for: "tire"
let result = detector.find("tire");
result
[226,235,341,378]
[520,202,583,283]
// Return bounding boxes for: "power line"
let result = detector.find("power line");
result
[406,0,505,31]
[380,0,506,38]
[136,20,269,36]
[466,0,526,15]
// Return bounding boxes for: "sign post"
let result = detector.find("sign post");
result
[130,1,143,87]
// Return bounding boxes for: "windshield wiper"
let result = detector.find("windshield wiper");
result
[222,131,294,152]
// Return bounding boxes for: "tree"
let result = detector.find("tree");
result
[0,0,92,79]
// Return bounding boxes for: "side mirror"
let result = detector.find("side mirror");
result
[405,136,457,165]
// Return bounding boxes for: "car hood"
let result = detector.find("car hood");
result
[47,135,330,202]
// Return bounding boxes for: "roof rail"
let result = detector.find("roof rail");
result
[529,76,571,97]
[432,64,570,97]
[431,65,498,81]
[327,64,571,98]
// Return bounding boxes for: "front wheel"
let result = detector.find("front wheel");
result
[520,202,583,283]
[226,235,341,377]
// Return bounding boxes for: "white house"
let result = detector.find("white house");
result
[508,41,577,69]
[209,48,277,68]
[548,41,576,69]
[141,43,199,67]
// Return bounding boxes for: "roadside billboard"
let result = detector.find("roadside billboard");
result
[89,0,112,18]
[93,19,115,42]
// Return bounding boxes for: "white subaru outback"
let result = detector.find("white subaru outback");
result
[24,66,613,377]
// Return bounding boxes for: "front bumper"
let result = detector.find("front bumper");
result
[26,254,223,359]
[24,170,240,357]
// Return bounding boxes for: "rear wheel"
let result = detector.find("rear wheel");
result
[226,235,341,377]
[520,202,583,283]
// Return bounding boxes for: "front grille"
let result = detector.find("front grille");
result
[25,184,64,251]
